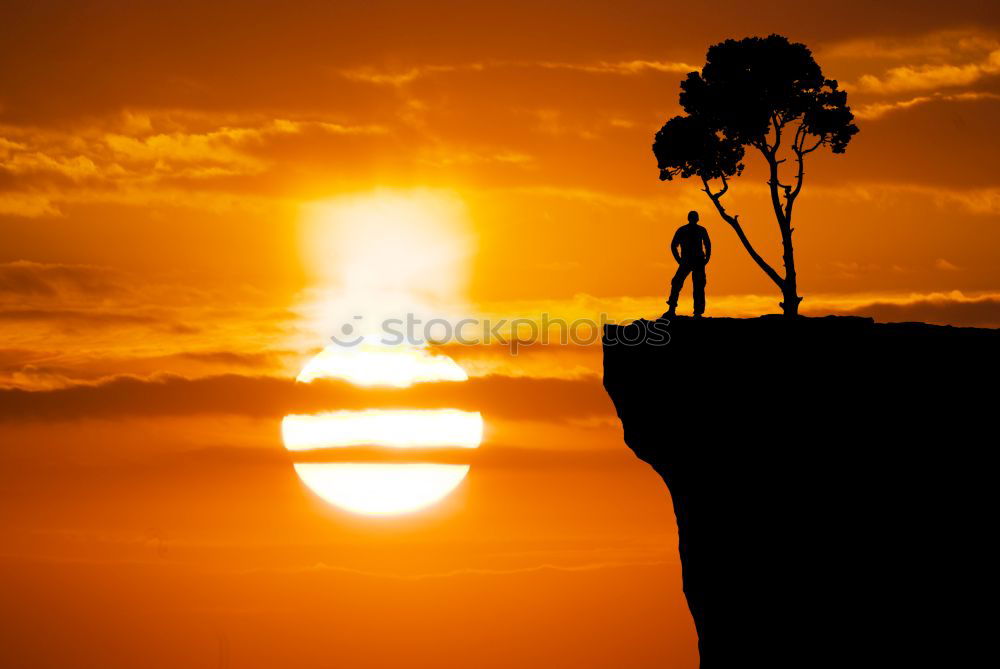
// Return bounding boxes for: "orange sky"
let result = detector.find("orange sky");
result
[2,1,999,667]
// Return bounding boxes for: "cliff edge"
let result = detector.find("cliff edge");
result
[603,315,998,668]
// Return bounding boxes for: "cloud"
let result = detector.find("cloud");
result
[470,289,1000,330]
[0,373,612,423]
[341,59,695,87]
[0,152,98,180]
[415,146,535,168]
[497,185,700,219]
[0,262,217,335]
[810,182,1000,216]
[0,265,308,390]
[0,113,389,216]
[341,63,485,86]
[608,118,637,129]
[161,443,635,472]
[0,308,168,327]
[823,29,1000,97]
[853,91,1000,120]
[275,558,671,580]
[101,119,387,174]
[856,46,1000,94]
[0,261,124,298]
[0,347,299,391]
[823,30,999,63]
[0,192,61,217]
[537,60,696,75]
[176,351,288,369]
[2,290,997,417]
[934,258,961,271]
[896,185,1000,216]
[817,292,1000,328]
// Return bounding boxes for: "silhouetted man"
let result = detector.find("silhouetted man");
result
[666,211,711,318]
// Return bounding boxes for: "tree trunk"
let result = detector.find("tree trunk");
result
[702,175,803,317]
[764,152,804,317]
[778,225,802,317]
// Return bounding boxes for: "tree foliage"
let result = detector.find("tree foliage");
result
[654,115,744,182]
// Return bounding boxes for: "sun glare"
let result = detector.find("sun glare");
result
[286,190,481,517]
[298,189,473,335]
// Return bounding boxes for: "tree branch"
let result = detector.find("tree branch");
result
[769,113,783,155]
[801,135,825,154]
[710,175,729,199]
[701,177,785,289]
[763,150,789,230]
[792,120,807,154]
[785,146,807,219]
[784,130,825,220]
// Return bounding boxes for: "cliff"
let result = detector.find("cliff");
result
[603,315,999,668]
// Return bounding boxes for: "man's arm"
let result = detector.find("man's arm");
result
[670,229,682,264]
[703,228,712,263]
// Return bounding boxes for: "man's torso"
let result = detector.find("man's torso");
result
[675,224,707,261]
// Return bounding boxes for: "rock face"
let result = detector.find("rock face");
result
[603,316,998,668]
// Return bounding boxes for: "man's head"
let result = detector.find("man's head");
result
[688,210,699,224]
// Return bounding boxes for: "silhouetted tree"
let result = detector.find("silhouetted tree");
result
[654,35,858,316]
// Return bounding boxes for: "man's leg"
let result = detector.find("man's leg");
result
[668,264,691,313]
[692,263,706,316]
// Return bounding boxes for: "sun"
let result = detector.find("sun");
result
[295,340,468,387]
[283,344,483,516]
[292,464,472,516]
[285,190,481,516]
